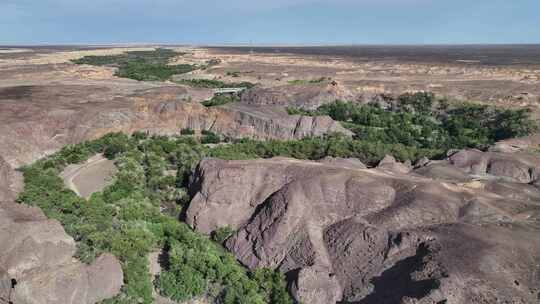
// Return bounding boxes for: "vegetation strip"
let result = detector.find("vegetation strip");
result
[72,48,200,81]
[287,92,537,151]
[287,77,328,85]
[201,94,240,107]
[175,79,255,89]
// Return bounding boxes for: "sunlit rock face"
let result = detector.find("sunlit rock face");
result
[187,155,540,304]
[0,202,124,304]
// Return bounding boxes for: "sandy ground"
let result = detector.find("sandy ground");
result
[168,47,540,110]
[0,48,34,54]
[60,154,117,198]
[1,45,538,110]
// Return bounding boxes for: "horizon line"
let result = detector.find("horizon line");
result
[2,42,540,48]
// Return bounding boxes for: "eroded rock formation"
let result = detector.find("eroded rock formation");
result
[0,157,22,203]
[240,81,355,110]
[0,202,123,304]
[448,149,540,183]
[186,153,540,304]
[0,85,350,169]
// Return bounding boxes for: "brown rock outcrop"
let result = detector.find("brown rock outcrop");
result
[377,154,412,174]
[448,149,540,183]
[0,85,350,169]
[413,160,472,182]
[0,157,22,203]
[489,134,540,154]
[317,156,367,169]
[186,157,540,304]
[186,157,349,234]
[0,202,123,304]
[0,85,350,211]
[240,81,355,110]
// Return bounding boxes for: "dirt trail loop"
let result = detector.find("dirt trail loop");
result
[60,154,117,198]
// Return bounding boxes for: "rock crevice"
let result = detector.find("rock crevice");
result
[186,155,540,304]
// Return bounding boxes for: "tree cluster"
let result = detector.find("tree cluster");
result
[72,48,199,81]
[18,133,293,304]
[288,92,537,151]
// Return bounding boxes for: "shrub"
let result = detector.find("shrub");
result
[202,95,239,107]
[102,133,132,159]
[206,58,222,66]
[181,128,195,135]
[287,77,327,85]
[226,71,241,77]
[177,79,255,89]
[285,106,312,116]
[201,130,221,144]
[251,268,293,304]
[398,92,435,114]
[132,131,149,141]
[212,226,235,244]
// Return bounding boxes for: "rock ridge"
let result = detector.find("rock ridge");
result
[186,154,540,304]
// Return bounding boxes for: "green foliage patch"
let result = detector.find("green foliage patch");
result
[176,78,255,89]
[209,135,441,166]
[72,49,184,66]
[18,133,299,304]
[201,94,239,107]
[201,130,222,144]
[212,226,235,244]
[180,128,195,135]
[115,62,197,81]
[72,48,198,81]
[287,92,537,151]
[287,77,328,85]
[226,71,241,77]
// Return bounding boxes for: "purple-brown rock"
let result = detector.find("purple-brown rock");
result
[187,157,540,304]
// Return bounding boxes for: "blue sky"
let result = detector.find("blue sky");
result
[1,0,539,45]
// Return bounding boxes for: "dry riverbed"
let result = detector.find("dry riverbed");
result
[60,154,117,198]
